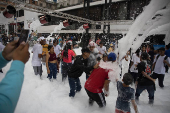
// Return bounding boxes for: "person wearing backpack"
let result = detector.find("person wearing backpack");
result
[152,47,170,88]
[135,52,156,104]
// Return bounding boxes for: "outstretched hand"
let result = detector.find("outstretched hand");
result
[2,40,19,61]
[13,42,30,64]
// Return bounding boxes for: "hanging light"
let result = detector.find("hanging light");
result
[39,15,51,24]
[3,5,16,18]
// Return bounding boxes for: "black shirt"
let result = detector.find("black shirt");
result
[137,61,154,86]
[68,55,94,78]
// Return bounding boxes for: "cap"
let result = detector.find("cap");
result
[89,41,96,47]
[39,36,45,41]
[108,53,117,61]
[81,47,91,53]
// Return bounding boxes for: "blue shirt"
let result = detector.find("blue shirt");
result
[165,49,170,57]
[0,52,25,113]
[116,81,135,112]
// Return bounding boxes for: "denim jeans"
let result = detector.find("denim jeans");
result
[68,77,82,97]
[48,63,57,79]
[135,85,155,100]
[62,62,72,81]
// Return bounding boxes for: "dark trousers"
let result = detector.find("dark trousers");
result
[130,72,139,83]
[48,63,57,79]
[62,62,72,81]
[33,65,42,76]
[135,85,155,100]
[68,77,82,97]
[152,72,165,87]
[85,88,106,107]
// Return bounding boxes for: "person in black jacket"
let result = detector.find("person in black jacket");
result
[68,47,99,97]
[135,52,156,105]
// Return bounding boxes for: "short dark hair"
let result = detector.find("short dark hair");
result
[159,47,165,51]
[123,73,133,85]
[141,52,148,60]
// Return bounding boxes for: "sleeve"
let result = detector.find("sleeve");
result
[131,54,134,62]
[131,89,135,100]
[0,52,10,70]
[137,62,145,74]
[0,60,25,113]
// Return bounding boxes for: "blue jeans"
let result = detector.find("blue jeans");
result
[135,85,155,100]
[62,62,72,81]
[48,63,57,79]
[68,77,82,97]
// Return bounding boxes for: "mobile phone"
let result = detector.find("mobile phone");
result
[17,29,30,46]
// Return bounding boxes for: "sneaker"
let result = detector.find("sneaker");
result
[149,99,154,105]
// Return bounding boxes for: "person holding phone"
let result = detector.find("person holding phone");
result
[0,40,30,113]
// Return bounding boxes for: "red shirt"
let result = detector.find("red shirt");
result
[62,49,75,63]
[85,68,109,93]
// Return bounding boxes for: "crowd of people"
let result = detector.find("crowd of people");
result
[0,33,170,113]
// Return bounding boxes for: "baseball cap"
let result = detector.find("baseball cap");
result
[39,36,45,41]
[108,52,117,61]
[81,47,91,53]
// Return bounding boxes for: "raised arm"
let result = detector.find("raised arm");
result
[0,43,30,113]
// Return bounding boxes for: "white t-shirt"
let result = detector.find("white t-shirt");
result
[54,45,62,57]
[130,53,140,73]
[0,42,5,52]
[154,55,170,74]
[32,43,43,66]
[97,46,106,57]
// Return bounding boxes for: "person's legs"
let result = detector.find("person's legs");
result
[52,64,57,79]
[95,92,106,107]
[68,77,76,97]
[146,85,155,104]
[33,66,38,75]
[48,63,53,80]
[62,62,67,81]
[37,65,42,76]
[135,85,145,100]
[76,78,82,92]
[85,88,94,106]
[157,74,165,88]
